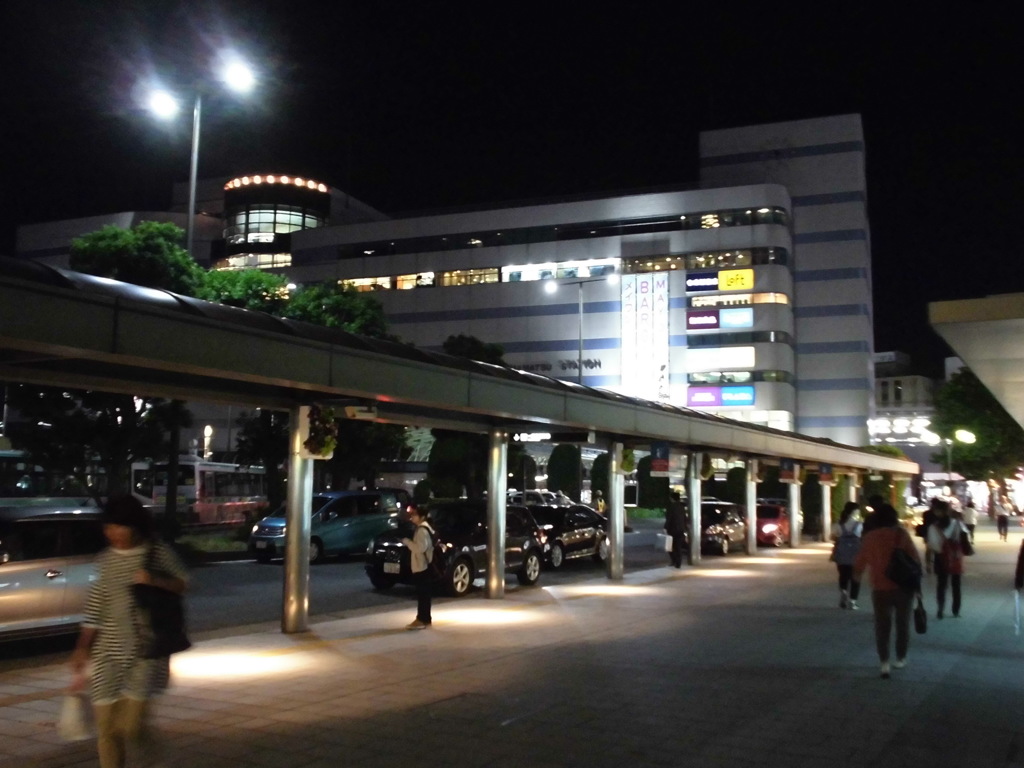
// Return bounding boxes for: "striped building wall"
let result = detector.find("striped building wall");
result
[698,115,873,445]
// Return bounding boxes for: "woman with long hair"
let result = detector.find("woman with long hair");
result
[831,501,863,609]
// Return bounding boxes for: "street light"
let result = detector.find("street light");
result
[944,429,976,487]
[543,272,619,384]
[146,55,256,258]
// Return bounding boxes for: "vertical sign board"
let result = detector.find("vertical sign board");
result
[649,441,670,477]
[620,274,670,401]
[779,458,797,484]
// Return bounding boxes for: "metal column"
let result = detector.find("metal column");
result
[485,428,508,598]
[687,452,702,566]
[788,477,802,548]
[283,405,313,634]
[746,459,758,555]
[820,483,832,542]
[607,441,625,580]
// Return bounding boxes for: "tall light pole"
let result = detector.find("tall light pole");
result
[944,428,977,489]
[147,55,256,258]
[544,273,619,385]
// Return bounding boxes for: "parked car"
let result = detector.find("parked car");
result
[249,488,411,564]
[755,503,789,546]
[364,499,547,596]
[0,501,106,641]
[529,504,608,568]
[687,499,747,555]
[508,490,559,506]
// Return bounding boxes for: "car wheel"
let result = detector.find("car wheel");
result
[549,542,565,569]
[719,538,729,556]
[593,536,610,563]
[309,538,324,564]
[516,550,542,586]
[369,573,396,590]
[448,558,474,596]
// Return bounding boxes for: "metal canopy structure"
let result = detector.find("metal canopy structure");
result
[0,258,916,477]
[930,293,1024,432]
[1,257,918,633]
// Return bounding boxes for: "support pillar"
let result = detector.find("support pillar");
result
[607,441,625,580]
[820,483,833,543]
[687,451,702,566]
[848,473,860,503]
[746,459,758,555]
[283,405,313,634]
[486,428,508,599]
[788,477,802,548]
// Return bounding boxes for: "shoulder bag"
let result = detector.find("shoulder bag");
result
[885,529,922,593]
[133,542,192,659]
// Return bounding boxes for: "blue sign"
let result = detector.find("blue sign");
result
[719,307,754,328]
[721,386,755,405]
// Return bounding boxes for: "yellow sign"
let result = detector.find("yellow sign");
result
[719,268,754,291]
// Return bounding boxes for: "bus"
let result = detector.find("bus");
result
[131,456,268,526]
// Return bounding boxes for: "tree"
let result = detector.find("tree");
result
[636,455,669,508]
[930,367,1024,484]
[320,421,408,491]
[199,269,291,313]
[283,282,389,336]
[547,444,582,501]
[70,221,206,297]
[590,452,610,499]
[424,335,508,499]
[234,409,289,511]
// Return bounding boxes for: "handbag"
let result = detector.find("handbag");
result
[885,531,922,593]
[960,529,974,556]
[132,542,191,659]
[663,534,674,553]
[914,594,928,634]
[57,693,94,742]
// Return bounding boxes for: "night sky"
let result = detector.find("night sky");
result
[2,2,1020,377]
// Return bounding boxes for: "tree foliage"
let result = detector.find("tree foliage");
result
[929,368,1024,483]
[69,221,206,297]
[590,452,610,500]
[441,334,506,365]
[547,444,582,501]
[283,282,389,336]
[199,269,291,313]
[636,454,669,508]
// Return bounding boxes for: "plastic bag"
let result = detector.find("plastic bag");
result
[57,693,94,742]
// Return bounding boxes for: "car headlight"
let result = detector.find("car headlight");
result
[761,523,779,533]
[366,540,376,555]
[251,524,259,534]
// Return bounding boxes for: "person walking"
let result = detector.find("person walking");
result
[593,490,607,514]
[962,500,978,545]
[69,495,189,768]
[664,490,688,568]
[831,501,863,609]
[402,505,435,630]
[853,504,922,679]
[995,492,1012,542]
[927,499,967,619]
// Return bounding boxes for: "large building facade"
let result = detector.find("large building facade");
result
[13,114,875,447]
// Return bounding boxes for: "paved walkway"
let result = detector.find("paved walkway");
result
[3,518,1024,768]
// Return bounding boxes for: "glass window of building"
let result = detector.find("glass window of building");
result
[440,268,499,287]
[396,273,436,289]
[340,276,393,292]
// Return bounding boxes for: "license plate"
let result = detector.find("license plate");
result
[384,562,400,574]
[255,541,268,549]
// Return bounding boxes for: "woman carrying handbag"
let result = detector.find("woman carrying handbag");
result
[927,500,967,619]
[853,503,923,679]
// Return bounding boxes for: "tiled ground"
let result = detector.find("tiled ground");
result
[3,519,1024,767]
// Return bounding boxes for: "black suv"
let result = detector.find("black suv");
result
[364,500,547,596]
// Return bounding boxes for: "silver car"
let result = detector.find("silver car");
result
[0,501,105,641]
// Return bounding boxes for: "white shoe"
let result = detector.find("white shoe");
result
[880,662,891,679]
[893,658,906,669]
[849,600,859,610]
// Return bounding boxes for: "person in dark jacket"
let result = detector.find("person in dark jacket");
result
[664,491,688,568]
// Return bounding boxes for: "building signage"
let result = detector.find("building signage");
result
[779,458,797,483]
[684,271,719,291]
[686,309,719,330]
[721,386,755,405]
[649,441,670,477]
[620,274,670,401]
[719,307,754,328]
[687,387,721,407]
[819,463,834,485]
[719,268,754,291]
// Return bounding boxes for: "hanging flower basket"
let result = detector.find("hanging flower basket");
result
[302,404,338,460]
[619,448,636,474]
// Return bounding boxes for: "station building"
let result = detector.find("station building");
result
[13,114,875,448]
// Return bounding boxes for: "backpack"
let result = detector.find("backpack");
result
[834,530,861,565]
[421,524,446,580]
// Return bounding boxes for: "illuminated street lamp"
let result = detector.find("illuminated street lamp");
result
[544,272,619,384]
[146,54,256,258]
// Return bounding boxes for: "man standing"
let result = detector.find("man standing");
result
[665,491,688,568]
